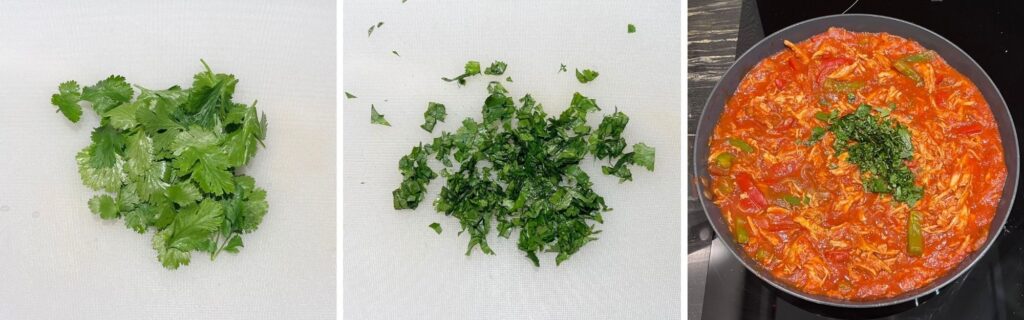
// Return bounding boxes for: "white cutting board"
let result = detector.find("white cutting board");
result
[343,0,681,319]
[0,1,336,319]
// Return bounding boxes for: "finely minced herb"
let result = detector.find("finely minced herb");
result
[810,104,922,206]
[394,64,654,266]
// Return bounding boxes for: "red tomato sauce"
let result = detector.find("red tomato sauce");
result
[707,27,1007,300]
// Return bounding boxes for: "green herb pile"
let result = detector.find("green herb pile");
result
[809,104,922,206]
[392,63,654,266]
[49,61,269,269]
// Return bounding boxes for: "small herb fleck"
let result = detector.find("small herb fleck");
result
[429,223,442,234]
[808,127,827,143]
[420,102,446,132]
[483,61,507,75]
[441,61,482,85]
[627,24,636,33]
[370,105,390,126]
[575,69,599,83]
[345,91,357,99]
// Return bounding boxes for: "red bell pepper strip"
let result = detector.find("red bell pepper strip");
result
[952,123,983,135]
[735,172,768,212]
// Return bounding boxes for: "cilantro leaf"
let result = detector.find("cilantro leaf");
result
[575,69,600,83]
[225,175,269,233]
[221,234,244,254]
[166,182,202,207]
[123,132,165,200]
[76,147,124,192]
[222,103,267,167]
[88,194,119,220]
[182,62,237,128]
[88,125,126,168]
[105,100,142,130]
[421,102,446,132]
[51,81,83,122]
[370,105,391,126]
[152,199,224,269]
[82,75,134,114]
[123,204,157,233]
[188,150,234,195]
[429,223,442,234]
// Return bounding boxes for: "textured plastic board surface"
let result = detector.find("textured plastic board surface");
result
[0,1,336,319]
[343,0,681,319]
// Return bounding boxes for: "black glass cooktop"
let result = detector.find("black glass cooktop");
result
[696,0,1024,319]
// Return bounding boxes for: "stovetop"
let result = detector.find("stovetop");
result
[691,0,1024,319]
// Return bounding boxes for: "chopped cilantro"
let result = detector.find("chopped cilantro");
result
[808,104,922,206]
[395,71,654,266]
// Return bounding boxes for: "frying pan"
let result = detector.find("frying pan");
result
[693,14,1020,308]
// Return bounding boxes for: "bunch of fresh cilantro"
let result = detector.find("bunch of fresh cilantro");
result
[50,61,269,269]
[391,62,654,266]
